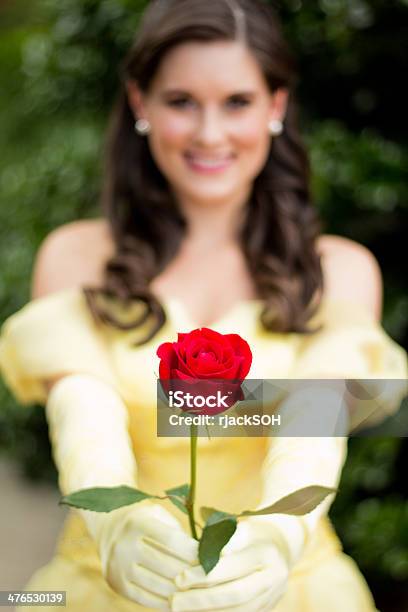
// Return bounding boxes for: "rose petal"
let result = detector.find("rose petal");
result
[177,332,190,342]
[186,341,224,373]
[194,353,223,375]
[171,344,198,377]
[185,338,210,360]
[225,334,253,378]
[190,328,224,345]
[156,341,175,361]
[172,368,197,381]
[157,343,179,379]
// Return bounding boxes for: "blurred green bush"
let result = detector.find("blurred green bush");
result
[0,0,407,608]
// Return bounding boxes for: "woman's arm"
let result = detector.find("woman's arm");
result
[47,374,197,611]
[169,238,388,611]
[31,220,113,396]
[30,228,198,609]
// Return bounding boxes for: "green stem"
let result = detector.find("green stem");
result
[187,423,199,540]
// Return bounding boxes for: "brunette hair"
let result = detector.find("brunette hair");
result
[83,0,324,345]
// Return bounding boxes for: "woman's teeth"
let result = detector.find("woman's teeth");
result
[193,158,229,167]
[185,154,234,170]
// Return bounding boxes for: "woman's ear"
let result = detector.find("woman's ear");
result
[125,80,147,121]
[268,87,289,123]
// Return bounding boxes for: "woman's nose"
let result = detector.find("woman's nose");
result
[194,108,225,146]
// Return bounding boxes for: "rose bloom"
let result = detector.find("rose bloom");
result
[157,327,252,415]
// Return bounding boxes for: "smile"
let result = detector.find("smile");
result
[184,153,235,173]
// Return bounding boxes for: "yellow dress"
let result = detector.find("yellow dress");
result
[0,288,407,612]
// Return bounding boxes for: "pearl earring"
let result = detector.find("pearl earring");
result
[134,118,151,135]
[268,119,283,136]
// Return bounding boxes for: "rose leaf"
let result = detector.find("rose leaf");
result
[165,484,191,515]
[199,512,237,574]
[60,486,155,512]
[240,485,337,517]
[200,506,235,523]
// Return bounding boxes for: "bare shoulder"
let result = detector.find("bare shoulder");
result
[316,234,383,320]
[31,218,115,299]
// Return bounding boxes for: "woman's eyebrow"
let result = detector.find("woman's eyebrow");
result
[161,89,192,97]
[161,89,257,98]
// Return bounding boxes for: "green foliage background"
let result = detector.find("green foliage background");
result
[0,1,407,609]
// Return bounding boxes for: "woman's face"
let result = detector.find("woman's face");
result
[127,40,288,208]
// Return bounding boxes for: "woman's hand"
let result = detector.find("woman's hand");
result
[102,502,199,610]
[171,517,289,612]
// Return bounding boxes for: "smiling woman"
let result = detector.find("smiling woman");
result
[83,0,322,345]
[126,40,286,195]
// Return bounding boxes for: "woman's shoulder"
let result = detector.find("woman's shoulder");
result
[31,218,114,299]
[316,234,383,321]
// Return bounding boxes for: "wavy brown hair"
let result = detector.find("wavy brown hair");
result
[83,0,324,345]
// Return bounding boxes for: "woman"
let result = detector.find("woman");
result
[0,1,406,610]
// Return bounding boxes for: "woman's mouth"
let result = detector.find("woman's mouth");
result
[184,152,235,174]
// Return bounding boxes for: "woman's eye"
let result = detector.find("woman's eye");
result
[227,97,251,109]
[166,97,251,110]
[167,98,195,109]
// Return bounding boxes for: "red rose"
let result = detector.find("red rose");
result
[157,327,252,415]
